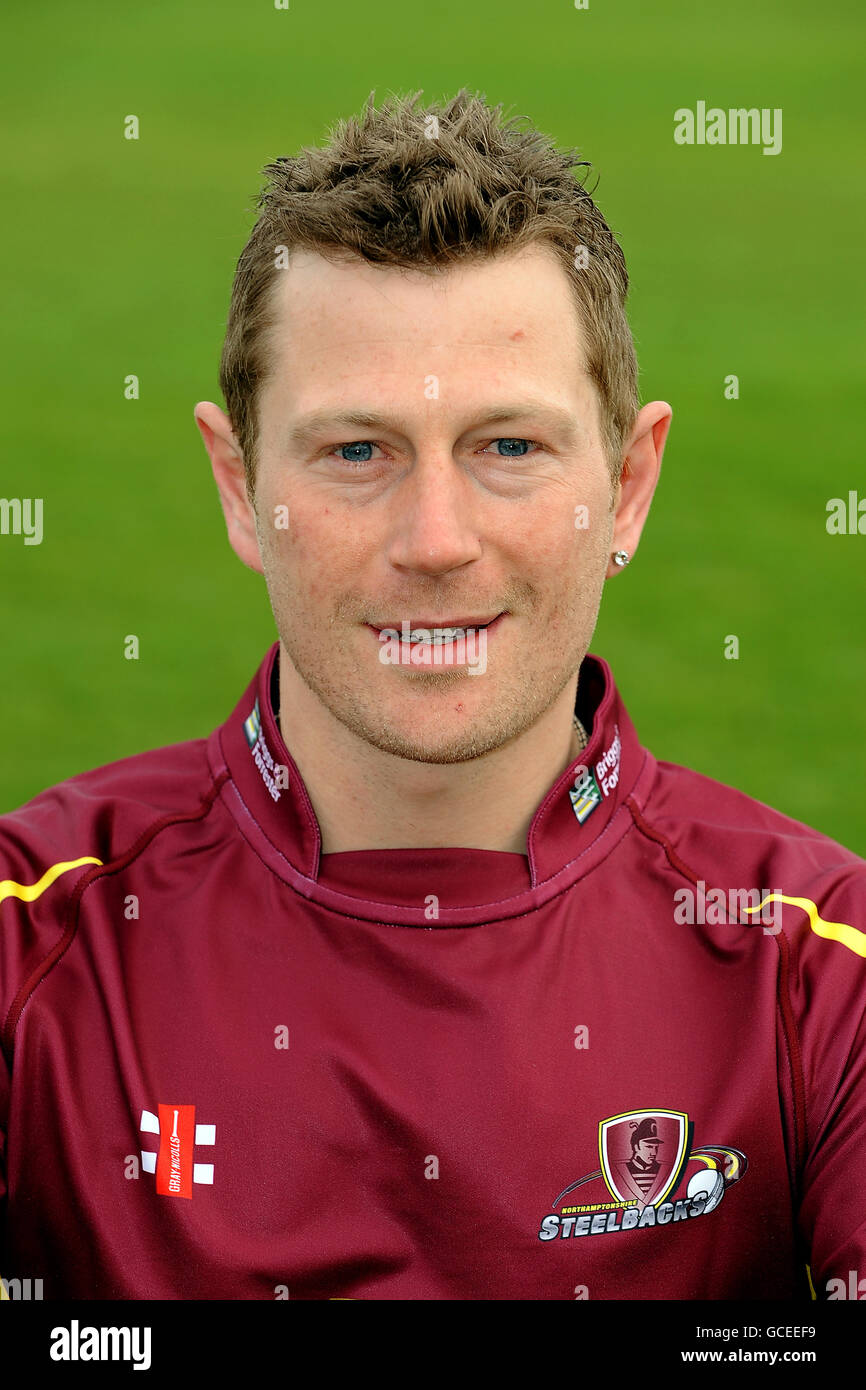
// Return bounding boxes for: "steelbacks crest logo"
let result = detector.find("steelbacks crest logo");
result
[538,1108,747,1242]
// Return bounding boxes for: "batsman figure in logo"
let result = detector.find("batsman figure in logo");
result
[600,1110,690,1209]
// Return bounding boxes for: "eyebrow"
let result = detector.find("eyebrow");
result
[282,402,587,453]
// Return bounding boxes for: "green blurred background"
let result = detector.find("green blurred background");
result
[1,0,864,850]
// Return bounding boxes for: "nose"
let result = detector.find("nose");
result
[384,452,484,578]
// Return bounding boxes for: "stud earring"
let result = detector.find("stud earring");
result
[612,550,630,567]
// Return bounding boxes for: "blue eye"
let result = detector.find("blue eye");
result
[490,438,533,457]
[337,442,376,463]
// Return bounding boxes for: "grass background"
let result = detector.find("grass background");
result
[1,0,864,850]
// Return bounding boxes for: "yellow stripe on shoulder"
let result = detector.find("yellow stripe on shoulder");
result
[0,857,103,908]
[744,892,866,959]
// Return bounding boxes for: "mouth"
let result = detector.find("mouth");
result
[366,612,506,664]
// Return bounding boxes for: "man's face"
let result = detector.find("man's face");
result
[636,1140,661,1164]
[247,242,620,763]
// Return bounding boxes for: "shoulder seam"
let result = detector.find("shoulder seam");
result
[773,928,808,1191]
[0,769,231,1063]
[623,794,708,890]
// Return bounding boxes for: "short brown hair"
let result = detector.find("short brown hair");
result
[218,88,640,498]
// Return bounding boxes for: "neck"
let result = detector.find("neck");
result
[277,646,583,855]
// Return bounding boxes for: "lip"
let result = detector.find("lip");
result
[369,613,504,632]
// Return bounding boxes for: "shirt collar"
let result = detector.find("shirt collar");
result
[208,642,655,921]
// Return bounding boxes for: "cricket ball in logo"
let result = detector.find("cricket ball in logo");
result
[600,1109,691,1209]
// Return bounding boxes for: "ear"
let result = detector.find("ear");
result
[605,401,672,577]
[193,402,264,576]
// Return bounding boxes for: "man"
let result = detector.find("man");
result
[623,1120,665,1204]
[1,89,864,1302]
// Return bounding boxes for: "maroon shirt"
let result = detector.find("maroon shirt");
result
[1,644,864,1300]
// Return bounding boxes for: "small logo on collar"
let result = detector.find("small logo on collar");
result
[569,768,602,824]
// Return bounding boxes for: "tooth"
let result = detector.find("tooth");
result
[406,626,471,642]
